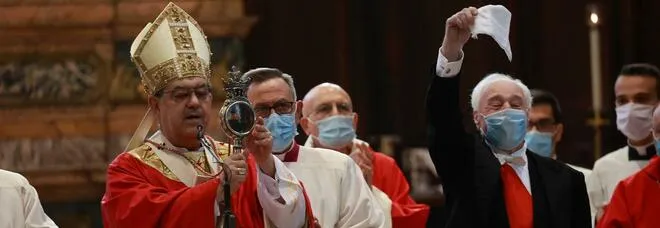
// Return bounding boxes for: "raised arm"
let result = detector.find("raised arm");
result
[426,7,478,192]
[248,116,308,227]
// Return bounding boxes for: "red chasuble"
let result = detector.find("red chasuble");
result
[101,143,316,228]
[597,156,660,228]
[371,151,430,227]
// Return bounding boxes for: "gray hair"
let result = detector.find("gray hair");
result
[241,67,297,100]
[470,73,532,111]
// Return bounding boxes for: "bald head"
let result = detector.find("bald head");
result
[300,82,359,147]
[302,83,353,117]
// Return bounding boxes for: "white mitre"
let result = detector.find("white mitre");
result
[125,2,213,151]
[130,1,212,95]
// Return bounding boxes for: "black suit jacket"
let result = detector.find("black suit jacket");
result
[426,72,590,228]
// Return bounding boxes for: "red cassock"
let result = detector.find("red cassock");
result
[597,156,660,228]
[101,144,316,228]
[371,151,431,227]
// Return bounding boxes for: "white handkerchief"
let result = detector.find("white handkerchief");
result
[470,5,512,61]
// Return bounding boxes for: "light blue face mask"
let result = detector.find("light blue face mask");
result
[525,130,554,157]
[655,139,660,157]
[315,115,356,149]
[264,113,297,153]
[482,108,528,151]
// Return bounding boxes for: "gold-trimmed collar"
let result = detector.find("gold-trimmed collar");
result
[127,133,231,183]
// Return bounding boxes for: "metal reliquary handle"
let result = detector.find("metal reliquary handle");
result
[216,65,255,228]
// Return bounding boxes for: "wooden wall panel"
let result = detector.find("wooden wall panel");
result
[0,0,257,42]
[0,1,251,209]
[0,4,114,27]
[0,104,228,138]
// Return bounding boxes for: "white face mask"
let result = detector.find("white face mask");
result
[616,103,654,141]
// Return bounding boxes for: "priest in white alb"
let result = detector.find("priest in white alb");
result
[299,82,431,228]
[587,63,660,222]
[243,67,388,228]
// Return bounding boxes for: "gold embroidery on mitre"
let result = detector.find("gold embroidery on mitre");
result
[130,2,212,95]
[128,144,180,182]
[140,56,210,94]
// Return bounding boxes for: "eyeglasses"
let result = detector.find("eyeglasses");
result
[163,86,212,103]
[254,101,295,118]
[528,118,557,132]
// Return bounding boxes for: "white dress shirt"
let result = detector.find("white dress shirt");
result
[0,169,58,228]
[492,145,532,194]
[436,48,464,78]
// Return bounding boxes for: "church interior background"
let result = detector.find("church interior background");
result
[1,0,659,227]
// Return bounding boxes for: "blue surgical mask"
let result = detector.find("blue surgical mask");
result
[315,115,356,149]
[482,109,528,151]
[655,139,660,157]
[525,130,554,157]
[265,113,297,153]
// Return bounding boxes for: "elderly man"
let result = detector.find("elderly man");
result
[101,3,314,228]
[243,68,387,228]
[596,104,660,227]
[0,169,57,228]
[587,63,660,222]
[299,82,430,227]
[427,7,590,228]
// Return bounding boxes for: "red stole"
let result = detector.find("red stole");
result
[500,164,533,228]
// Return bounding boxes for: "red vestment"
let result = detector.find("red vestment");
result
[597,156,660,228]
[101,144,316,228]
[371,151,431,227]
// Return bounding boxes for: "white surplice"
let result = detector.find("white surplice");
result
[275,142,389,228]
[0,169,57,228]
[147,131,306,228]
